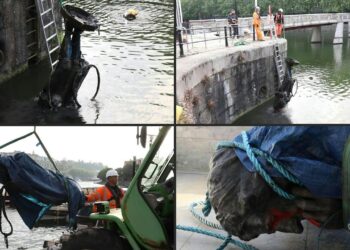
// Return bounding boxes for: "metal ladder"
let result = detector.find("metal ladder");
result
[35,0,60,71]
[26,0,39,62]
[271,26,284,86]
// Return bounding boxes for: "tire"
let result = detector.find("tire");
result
[60,228,131,250]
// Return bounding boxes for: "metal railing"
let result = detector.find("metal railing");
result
[189,13,350,32]
[176,23,258,57]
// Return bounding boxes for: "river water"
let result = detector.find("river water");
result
[234,24,350,124]
[0,0,174,124]
[2,208,66,250]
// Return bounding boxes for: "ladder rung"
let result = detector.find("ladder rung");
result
[27,42,37,48]
[52,60,59,67]
[41,8,52,16]
[27,53,38,60]
[26,4,36,10]
[44,21,55,29]
[27,30,37,36]
[26,17,36,23]
[46,33,57,42]
[49,46,60,54]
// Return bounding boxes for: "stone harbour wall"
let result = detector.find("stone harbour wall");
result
[0,0,61,83]
[177,39,287,124]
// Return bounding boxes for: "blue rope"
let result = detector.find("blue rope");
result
[176,225,258,250]
[217,234,233,250]
[217,131,302,200]
[202,191,212,216]
[177,130,304,250]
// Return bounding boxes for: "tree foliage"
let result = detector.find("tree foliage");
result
[180,0,350,20]
[26,152,107,181]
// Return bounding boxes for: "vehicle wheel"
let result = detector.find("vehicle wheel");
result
[60,228,131,250]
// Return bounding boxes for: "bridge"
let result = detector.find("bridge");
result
[187,13,350,44]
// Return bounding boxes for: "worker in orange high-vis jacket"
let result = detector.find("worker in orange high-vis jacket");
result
[86,169,125,209]
[253,6,264,41]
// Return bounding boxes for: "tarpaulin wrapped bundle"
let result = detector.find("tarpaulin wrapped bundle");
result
[0,152,84,229]
[208,126,350,241]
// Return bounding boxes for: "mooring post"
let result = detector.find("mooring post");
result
[224,26,228,47]
[333,22,344,44]
[177,29,184,57]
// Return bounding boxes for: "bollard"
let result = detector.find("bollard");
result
[224,26,228,47]
[177,30,184,57]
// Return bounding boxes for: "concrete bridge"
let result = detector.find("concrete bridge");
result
[188,13,350,44]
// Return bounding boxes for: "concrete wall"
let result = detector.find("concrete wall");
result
[177,39,287,124]
[0,0,61,83]
[176,126,251,172]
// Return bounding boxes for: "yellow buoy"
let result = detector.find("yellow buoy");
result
[176,105,184,122]
[124,9,139,20]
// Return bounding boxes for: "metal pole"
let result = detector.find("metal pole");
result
[133,156,136,177]
[177,30,184,57]
[224,26,228,47]
[253,25,255,41]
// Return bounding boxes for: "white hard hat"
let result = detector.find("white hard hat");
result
[279,8,283,12]
[106,169,119,178]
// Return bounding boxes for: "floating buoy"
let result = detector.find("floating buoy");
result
[176,105,184,122]
[123,9,139,21]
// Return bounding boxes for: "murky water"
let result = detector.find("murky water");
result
[234,25,350,124]
[3,208,67,250]
[0,0,174,124]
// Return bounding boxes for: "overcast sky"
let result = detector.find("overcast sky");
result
[0,126,169,168]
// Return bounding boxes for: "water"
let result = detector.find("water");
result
[3,208,67,250]
[0,0,174,124]
[234,25,350,124]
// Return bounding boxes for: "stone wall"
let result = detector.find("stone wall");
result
[177,39,287,124]
[0,0,61,83]
[176,126,251,172]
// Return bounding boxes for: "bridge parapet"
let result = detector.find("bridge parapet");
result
[188,13,350,34]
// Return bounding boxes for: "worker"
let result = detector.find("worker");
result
[228,9,239,39]
[253,6,264,41]
[85,169,125,209]
[274,8,284,37]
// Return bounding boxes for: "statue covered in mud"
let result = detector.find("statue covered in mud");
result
[38,6,100,109]
[208,126,348,241]
[273,58,299,110]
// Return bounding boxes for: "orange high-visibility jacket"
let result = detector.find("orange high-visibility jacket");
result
[86,185,125,209]
[253,12,261,27]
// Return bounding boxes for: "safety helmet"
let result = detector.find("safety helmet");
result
[279,8,283,12]
[106,169,119,178]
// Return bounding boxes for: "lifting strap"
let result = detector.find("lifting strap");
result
[0,186,13,248]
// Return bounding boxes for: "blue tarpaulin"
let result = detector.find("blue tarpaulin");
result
[0,152,84,229]
[233,126,350,199]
